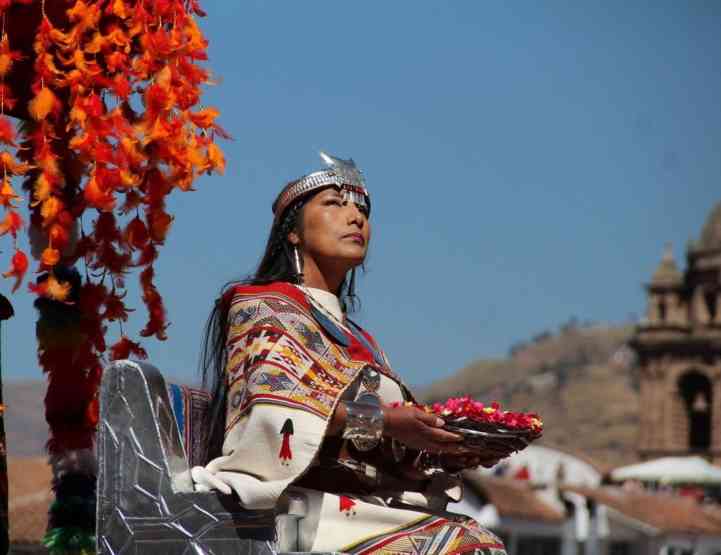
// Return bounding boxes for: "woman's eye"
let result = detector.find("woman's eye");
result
[325,199,342,206]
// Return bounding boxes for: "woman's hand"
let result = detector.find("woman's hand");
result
[383,405,465,453]
[440,437,529,471]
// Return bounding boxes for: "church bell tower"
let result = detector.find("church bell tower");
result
[631,202,721,462]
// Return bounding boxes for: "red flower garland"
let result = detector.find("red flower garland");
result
[430,397,543,435]
[394,397,543,436]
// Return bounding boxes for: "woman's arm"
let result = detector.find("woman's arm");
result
[326,401,467,454]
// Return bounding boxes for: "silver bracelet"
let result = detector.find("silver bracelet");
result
[342,397,384,452]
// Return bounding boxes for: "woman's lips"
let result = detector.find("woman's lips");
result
[343,233,365,245]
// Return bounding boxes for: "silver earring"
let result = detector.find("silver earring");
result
[292,245,304,283]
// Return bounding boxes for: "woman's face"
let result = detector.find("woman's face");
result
[290,187,370,273]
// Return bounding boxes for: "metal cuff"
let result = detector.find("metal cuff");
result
[342,399,384,452]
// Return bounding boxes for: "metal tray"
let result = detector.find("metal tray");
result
[442,418,539,451]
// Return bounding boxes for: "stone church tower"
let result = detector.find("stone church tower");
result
[631,202,721,462]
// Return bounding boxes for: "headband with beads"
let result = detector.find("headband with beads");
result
[272,152,371,221]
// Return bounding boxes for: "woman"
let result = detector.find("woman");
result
[195,152,515,554]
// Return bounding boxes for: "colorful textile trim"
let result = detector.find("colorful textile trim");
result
[167,383,211,467]
[343,515,506,555]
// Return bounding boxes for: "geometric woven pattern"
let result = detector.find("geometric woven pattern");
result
[97,360,338,554]
[166,383,211,469]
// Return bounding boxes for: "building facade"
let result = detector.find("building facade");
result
[631,203,721,462]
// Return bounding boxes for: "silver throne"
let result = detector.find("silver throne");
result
[96,359,336,554]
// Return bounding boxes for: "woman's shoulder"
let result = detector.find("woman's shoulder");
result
[228,281,309,308]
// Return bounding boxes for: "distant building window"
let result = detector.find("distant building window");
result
[705,289,718,321]
[678,370,712,450]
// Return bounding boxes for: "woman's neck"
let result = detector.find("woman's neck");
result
[301,257,347,294]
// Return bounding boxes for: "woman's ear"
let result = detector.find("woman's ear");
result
[287,230,300,246]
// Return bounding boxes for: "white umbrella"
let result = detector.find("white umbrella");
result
[611,456,721,484]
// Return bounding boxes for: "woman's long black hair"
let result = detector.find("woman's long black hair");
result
[199,191,361,459]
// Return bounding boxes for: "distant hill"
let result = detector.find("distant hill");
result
[4,380,48,457]
[419,322,639,467]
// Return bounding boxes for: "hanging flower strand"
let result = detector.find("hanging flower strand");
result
[0,5,30,292]
[1,2,228,553]
[17,0,228,358]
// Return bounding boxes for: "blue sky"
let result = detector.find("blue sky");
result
[3,1,720,386]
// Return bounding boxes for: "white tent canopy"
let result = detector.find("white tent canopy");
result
[611,456,721,484]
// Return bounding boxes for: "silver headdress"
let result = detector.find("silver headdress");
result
[272,151,370,220]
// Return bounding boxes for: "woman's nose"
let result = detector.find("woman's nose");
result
[346,204,365,227]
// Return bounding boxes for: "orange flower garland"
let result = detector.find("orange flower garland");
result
[0,2,29,292]
[1,2,226,551]
[4,0,226,447]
